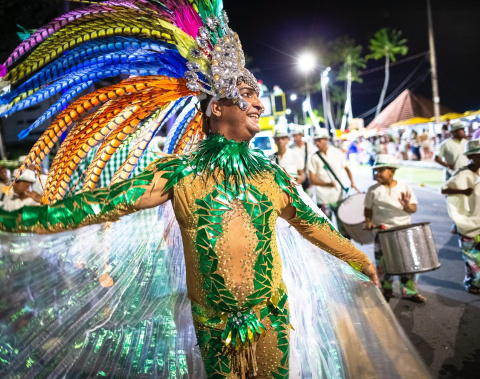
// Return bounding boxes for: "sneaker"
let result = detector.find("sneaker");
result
[403,293,426,303]
[382,288,395,301]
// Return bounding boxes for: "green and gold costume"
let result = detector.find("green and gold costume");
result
[0,134,370,378]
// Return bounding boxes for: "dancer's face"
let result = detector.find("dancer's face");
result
[209,83,265,142]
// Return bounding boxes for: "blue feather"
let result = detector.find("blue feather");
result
[4,38,187,105]
[14,64,185,139]
[164,98,198,154]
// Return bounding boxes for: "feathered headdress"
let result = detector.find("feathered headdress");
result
[0,0,258,204]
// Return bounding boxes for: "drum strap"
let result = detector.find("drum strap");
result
[316,152,349,194]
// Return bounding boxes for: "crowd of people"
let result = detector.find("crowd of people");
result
[271,123,480,298]
[344,120,479,166]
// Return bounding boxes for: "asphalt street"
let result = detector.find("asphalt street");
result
[349,168,480,379]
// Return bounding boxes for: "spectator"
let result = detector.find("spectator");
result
[0,169,42,211]
[387,135,397,157]
[271,126,305,184]
[409,131,421,161]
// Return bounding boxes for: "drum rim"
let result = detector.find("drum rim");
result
[385,262,441,275]
[378,222,431,233]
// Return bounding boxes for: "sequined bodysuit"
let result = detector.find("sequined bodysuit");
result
[0,135,371,379]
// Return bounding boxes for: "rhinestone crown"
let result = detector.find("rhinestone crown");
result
[185,11,260,111]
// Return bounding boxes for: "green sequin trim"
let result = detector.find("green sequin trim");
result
[0,170,154,232]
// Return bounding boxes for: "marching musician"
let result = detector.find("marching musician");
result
[441,139,480,295]
[271,126,305,184]
[308,128,358,235]
[364,154,427,303]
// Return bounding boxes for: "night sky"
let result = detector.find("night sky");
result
[0,0,479,125]
[225,0,480,123]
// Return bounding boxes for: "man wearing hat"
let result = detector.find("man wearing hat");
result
[364,154,426,302]
[435,121,469,181]
[291,125,316,190]
[308,128,359,224]
[0,169,42,211]
[441,139,480,294]
[271,126,305,184]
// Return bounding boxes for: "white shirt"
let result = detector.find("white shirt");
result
[0,190,39,211]
[436,138,469,171]
[292,142,317,171]
[308,146,346,205]
[272,149,303,178]
[32,173,48,195]
[364,182,418,228]
[442,166,480,238]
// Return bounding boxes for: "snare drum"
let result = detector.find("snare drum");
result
[337,193,374,245]
[378,222,440,275]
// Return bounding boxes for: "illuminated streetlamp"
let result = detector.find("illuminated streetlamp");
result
[290,93,297,101]
[297,52,316,124]
[297,52,316,73]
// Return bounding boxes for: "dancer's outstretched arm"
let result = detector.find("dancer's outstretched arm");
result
[278,187,378,286]
[0,161,172,234]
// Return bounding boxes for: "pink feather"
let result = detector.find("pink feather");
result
[175,5,203,38]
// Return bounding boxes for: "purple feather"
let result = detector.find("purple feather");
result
[3,4,115,68]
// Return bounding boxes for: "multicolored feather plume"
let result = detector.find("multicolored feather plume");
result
[0,0,229,203]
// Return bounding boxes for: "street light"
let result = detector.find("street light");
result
[297,52,316,73]
[290,94,297,101]
[297,52,316,124]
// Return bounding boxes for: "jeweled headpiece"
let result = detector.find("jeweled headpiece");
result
[185,11,260,111]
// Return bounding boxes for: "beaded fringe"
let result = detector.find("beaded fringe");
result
[225,342,259,378]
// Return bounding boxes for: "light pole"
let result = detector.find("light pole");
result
[297,52,316,125]
[427,0,441,130]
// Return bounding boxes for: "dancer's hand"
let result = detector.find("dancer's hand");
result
[363,262,379,287]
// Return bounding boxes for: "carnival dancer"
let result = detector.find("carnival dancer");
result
[0,1,431,378]
[308,128,359,234]
[365,154,427,303]
[441,139,480,294]
[291,125,316,190]
[271,126,305,184]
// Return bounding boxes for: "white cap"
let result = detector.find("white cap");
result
[372,154,400,169]
[14,169,37,183]
[274,126,289,138]
[291,125,304,135]
[313,128,329,140]
[465,139,480,155]
[449,121,466,132]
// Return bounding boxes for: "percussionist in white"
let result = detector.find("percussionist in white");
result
[364,154,426,303]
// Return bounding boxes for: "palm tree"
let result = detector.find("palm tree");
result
[367,28,408,117]
[329,37,366,131]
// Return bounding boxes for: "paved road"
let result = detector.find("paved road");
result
[349,169,480,378]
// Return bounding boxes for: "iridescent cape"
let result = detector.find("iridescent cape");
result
[0,136,430,378]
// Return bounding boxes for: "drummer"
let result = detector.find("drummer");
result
[308,128,359,236]
[364,154,426,303]
[441,139,480,294]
